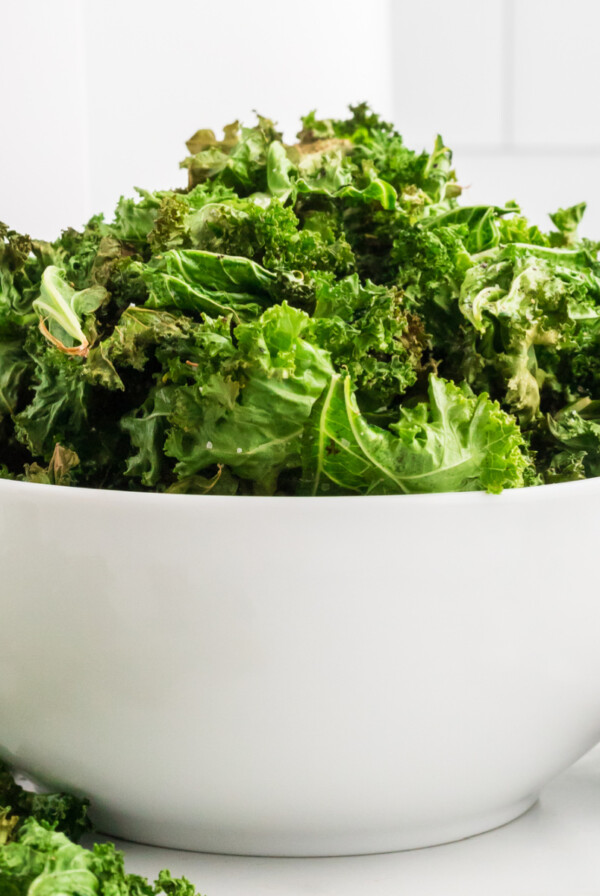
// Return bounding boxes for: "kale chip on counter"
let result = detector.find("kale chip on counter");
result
[0,760,201,895]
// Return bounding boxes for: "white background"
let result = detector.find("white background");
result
[2,0,600,239]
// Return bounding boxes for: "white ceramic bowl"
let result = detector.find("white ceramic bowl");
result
[1,477,600,856]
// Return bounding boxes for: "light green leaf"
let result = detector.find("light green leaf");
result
[33,267,108,355]
[549,201,586,245]
[422,203,519,252]
[306,374,526,495]
[266,141,294,201]
[165,303,335,492]
[143,249,303,320]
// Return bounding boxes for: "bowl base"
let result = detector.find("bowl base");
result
[96,794,539,858]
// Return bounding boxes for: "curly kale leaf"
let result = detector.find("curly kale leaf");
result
[0,819,202,896]
[164,303,335,493]
[188,196,355,280]
[117,312,238,488]
[549,201,587,247]
[14,347,89,460]
[0,331,31,423]
[84,307,196,390]
[181,116,280,194]
[300,103,435,200]
[0,224,44,321]
[265,138,398,210]
[120,385,174,487]
[142,248,304,320]
[458,244,600,420]
[382,215,472,349]
[0,760,91,845]
[548,399,600,478]
[422,203,520,253]
[305,374,526,495]
[0,762,203,895]
[311,273,426,410]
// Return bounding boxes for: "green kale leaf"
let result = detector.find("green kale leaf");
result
[0,760,91,844]
[305,374,526,495]
[0,819,202,896]
[165,303,335,493]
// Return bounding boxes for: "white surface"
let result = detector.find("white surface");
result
[514,0,600,147]
[391,0,506,148]
[92,744,600,895]
[2,479,600,855]
[0,0,90,236]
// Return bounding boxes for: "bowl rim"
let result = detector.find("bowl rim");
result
[0,473,599,507]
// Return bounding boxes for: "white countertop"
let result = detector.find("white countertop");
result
[94,745,600,895]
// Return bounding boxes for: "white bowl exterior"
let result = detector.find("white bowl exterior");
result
[1,479,600,855]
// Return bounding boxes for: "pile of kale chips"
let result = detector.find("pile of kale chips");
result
[1,104,599,496]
